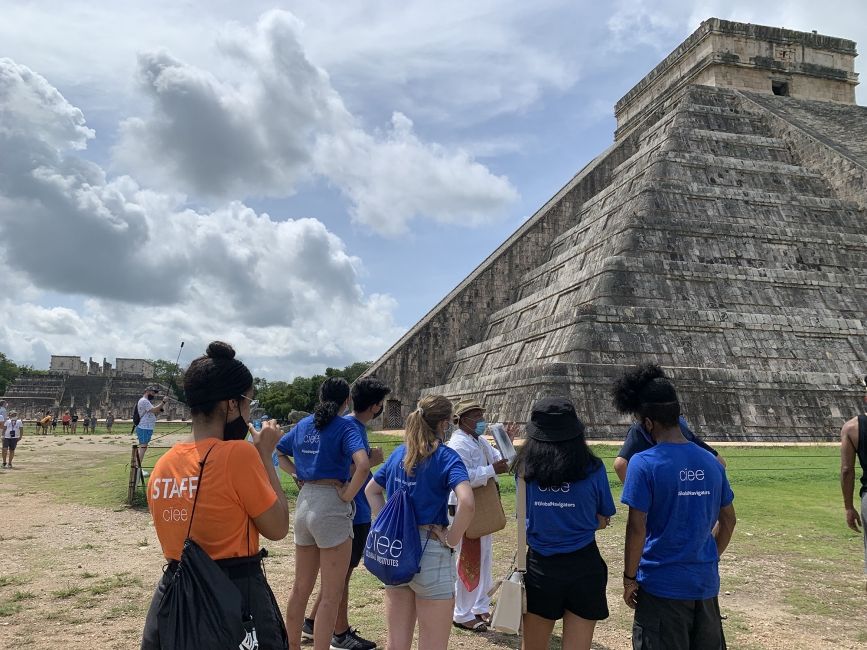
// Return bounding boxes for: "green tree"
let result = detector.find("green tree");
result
[0,353,19,395]
[149,359,186,402]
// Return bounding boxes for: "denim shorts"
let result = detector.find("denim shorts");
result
[136,427,154,445]
[385,530,456,600]
[294,483,355,548]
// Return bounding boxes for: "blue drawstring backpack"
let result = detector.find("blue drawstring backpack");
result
[364,466,430,586]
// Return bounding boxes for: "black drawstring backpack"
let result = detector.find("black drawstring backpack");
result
[157,445,258,649]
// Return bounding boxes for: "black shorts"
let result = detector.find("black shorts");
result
[525,540,609,621]
[633,589,726,649]
[350,523,371,569]
[2,438,18,450]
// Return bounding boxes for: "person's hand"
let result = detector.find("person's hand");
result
[846,506,862,533]
[504,422,520,441]
[337,484,354,502]
[492,459,509,475]
[623,579,639,609]
[251,419,281,453]
[597,514,611,530]
[369,447,384,466]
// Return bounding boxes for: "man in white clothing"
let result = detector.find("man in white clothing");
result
[447,398,509,631]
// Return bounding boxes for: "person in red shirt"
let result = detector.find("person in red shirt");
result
[141,341,290,649]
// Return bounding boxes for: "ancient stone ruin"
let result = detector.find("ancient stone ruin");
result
[2,355,189,421]
[366,18,867,441]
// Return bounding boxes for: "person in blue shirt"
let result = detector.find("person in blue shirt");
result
[615,363,737,650]
[614,416,726,483]
[512,397,616,650]
[365,394,474,650]
[277,378,370,650]
[301,377,391,650]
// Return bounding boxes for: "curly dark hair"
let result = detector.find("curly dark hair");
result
[611,363,680,426]
[513,436,602,488]
[351,376,391,413]
[314,377,351,430]
[183,341,253,417]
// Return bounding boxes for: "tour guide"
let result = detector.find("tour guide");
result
[615,363,737,649]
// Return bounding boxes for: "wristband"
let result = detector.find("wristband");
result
[623,572,637,581]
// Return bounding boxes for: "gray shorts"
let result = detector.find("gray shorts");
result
[385,530,456,600]
[294,483,355,548]
[862,493,867,575]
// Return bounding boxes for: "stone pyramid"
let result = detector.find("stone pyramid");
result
[367,19,867,440]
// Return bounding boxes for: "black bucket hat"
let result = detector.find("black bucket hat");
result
[525,397,585,442]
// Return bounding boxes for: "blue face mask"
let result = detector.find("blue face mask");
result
[474,420,487,436]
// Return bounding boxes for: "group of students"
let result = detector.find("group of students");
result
[140,342,738,650]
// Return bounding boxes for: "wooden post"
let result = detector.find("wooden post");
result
[128,444,140,505]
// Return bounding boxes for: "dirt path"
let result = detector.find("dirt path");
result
[0,435,864,648]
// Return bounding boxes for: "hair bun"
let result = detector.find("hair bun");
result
[206,341,236,360]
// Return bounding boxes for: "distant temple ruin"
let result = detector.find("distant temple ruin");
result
[2,355,189,420]
[366,18,867,440]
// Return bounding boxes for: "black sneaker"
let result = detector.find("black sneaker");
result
[330,628,377,650]
[301,618,315,641]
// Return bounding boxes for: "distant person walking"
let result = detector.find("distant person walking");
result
[365,394,474,650]
[105,411,114,434]
[839,375,867,593]
[50,414,57,433]
[39,411,52,435]
[615,364,736,649]
[136,386,169,478]
[513,397,616,650]
[70,411,78,434]
[62,411,70,433]
[2,410,23,468]
[82,415,90,434]
[141,341,290,649]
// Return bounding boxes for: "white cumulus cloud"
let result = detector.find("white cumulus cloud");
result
[0,57,403,377]
[113,10,518,235]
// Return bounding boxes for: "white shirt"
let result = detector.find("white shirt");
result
[446,428,502,506]
[0,407,6,432]
[137,397,157,430]
[4,419,22,438]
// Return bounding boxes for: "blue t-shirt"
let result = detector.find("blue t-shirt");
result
[526,462,616,556]
[617,416,717,461]
[276,414,365,482]
[621,442,734,600]
[344,415,372,525]
[373,444,469,526]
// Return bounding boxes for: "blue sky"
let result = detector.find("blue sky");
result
[0,1,864,379]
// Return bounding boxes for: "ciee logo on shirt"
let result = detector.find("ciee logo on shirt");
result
[679,468,705,481]
[538,482,571,493]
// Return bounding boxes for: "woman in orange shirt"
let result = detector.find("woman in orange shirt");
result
[141,341,290,649]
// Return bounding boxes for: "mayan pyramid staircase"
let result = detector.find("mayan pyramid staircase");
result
[428,85,867,440]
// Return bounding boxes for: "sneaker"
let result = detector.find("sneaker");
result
[330,628,377,650]
[301,618,315,641]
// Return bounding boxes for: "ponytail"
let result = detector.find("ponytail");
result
[314,377,350,430]
[403,394,452,475]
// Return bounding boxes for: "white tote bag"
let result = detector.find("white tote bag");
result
[489,476,527,635]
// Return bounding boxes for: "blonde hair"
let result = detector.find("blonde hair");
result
[403,394,452,475]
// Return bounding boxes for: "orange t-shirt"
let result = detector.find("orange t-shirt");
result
[148,440,278,561]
